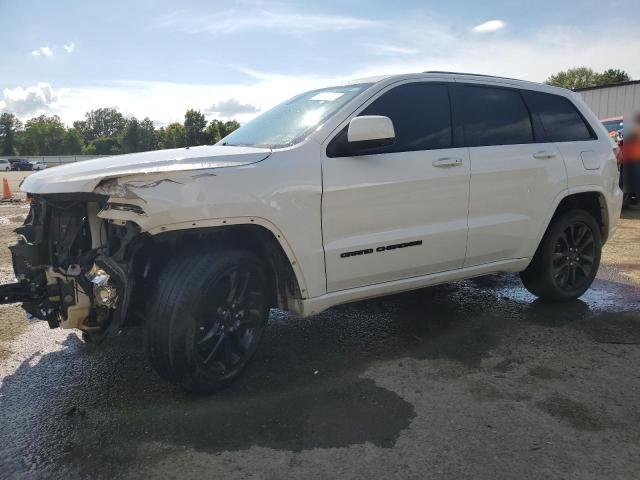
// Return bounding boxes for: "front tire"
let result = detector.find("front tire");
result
[145,249,270,393]
[520,209,601,301]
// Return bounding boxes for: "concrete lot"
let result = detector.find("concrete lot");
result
[0,171,639,479]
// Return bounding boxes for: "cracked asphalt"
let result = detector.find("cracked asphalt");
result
[0,175,638,479]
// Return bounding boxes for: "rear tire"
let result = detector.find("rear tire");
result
[145,249,270,393]
[520,209,601,301]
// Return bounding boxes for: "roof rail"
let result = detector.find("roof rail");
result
[423,71,525,82]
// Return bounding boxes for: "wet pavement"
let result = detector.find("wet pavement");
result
[0,203,639,479]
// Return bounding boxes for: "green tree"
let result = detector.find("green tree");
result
[84,137,121,155]
[0,113,22,155]
[72,119,90,143]
[121,117,141,153]
[205,119,241,144]
[18,115,67,155]
[222,120,240,138]
[161,122,187,149]
[64,128,84,154]
[546,67,632,89]
[156,126,166,150]
[598,68,630,85]
[139,117,157,151]
[74,108,126,143]
[184,109,207,146]
[545,67,601,89]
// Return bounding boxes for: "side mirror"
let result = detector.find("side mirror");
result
[347,115,395,150]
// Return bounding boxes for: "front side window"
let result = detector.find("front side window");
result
[522,91,595,142]
[218,83,372,149]
[357,82,453,153]
[459,86,533,147]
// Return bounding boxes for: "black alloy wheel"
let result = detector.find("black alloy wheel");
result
[520,209,602,301]
[551,221,596,292]
[194,267,267,381]
[145,249,270,393]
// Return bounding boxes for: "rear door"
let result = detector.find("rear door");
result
[521,90,601,189]
[321,81,470,292]
[454,83,566,267]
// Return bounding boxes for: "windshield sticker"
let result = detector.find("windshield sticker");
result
[310,92,345,102]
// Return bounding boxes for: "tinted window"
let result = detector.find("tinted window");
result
[522,91,594,142]
[359,82,452,153]
[459,86,533,146]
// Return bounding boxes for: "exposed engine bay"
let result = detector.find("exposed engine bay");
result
[4,194,144,340]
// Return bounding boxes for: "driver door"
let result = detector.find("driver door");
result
[321,81,470,292]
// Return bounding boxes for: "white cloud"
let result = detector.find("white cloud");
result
[207,98,260,117]
[31,46,53,57]
[7,16,640,127]
[63,42,76,53]
[368,44,420,56]
[472,20,506,33]
[0,83,61,116]
[155,7,377,36]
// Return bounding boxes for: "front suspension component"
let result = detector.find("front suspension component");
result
[0,282,34,304]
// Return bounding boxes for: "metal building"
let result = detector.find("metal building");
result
[575,81,640,120]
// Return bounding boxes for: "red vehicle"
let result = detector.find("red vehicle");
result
[615,114,640,207]
[601,116,624,143]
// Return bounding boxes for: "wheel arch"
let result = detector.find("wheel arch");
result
[135,219,307,314]
[551,190,609,243]
[531,188,610,264]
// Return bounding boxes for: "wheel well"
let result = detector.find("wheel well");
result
[553,192,609,242]
[129,224,302,319]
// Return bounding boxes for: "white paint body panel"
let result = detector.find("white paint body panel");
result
[21,145,272,193]
[19,73,622,316]
[322,146,470,291]
[464,142,566,266]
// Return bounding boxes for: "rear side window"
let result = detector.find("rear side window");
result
[459,86,533,147]
[522,91,595,142]
[359,82,452,153]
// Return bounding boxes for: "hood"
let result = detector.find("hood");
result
[21,145,272,194]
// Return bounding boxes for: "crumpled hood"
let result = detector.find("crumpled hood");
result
[21,145,272,194]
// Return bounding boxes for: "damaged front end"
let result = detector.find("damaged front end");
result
[1,193,143,340]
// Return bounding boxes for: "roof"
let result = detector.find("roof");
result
[344,71,569,99]
[423,70,524,82]
[574,80,640,92]
[354,71,550,87]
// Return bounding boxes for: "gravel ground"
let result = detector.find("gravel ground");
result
[0,174,638,479]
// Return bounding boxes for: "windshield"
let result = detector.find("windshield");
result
[218,83,373,149]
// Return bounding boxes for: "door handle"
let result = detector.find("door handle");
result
[533,151,557,160]
[432,157,463,168]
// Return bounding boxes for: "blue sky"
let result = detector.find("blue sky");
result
[1,0,639,125]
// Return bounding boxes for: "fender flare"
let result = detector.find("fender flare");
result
[530,185,610,260]
[146,216,309,298]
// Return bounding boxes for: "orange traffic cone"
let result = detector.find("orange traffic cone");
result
[2,178,12,200]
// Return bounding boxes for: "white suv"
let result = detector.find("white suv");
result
[3,72,622,392]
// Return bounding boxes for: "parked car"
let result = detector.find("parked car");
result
[9,158,33,171]
[602,116,624,142]
[0,72,622,393]
[32,162,47,171]
[0,159,11,171]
